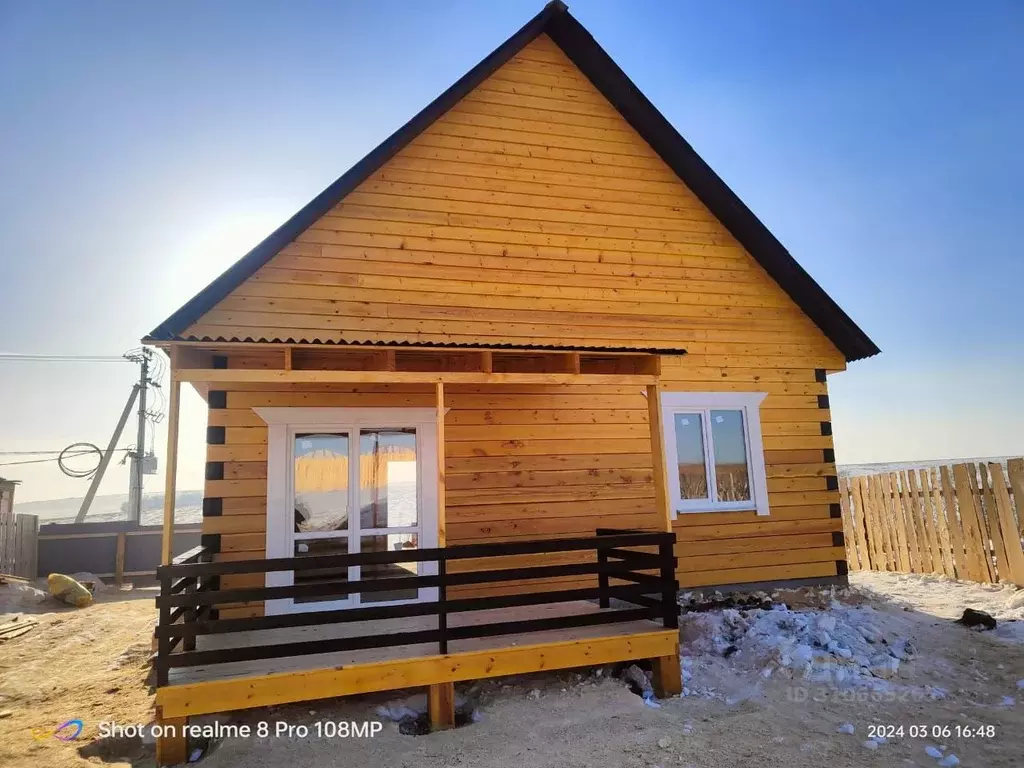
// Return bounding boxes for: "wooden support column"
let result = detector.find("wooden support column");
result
[155,712,187,766]
[646,384,672,533]
[436,382,446,547]
[161,354,182,566]
[428,682,455,730]
[114,532,126,586]
[651,651,682,698]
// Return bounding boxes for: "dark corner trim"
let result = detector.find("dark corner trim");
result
[206,426,226,445]
[212,355,228,369]
[820,421,833,436]
[823,448,836,463]
[836,560,849,576]
[832,531,845,547]
[202,497,223,517]
[205,462,225,481]
[208,390,227,409]
[814,368,826,383]
[817,395,830,409]
[829,503,841,519]
[825,475,839,491]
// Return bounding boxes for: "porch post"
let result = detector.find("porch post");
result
[161,351,182,565]
[646,384,672,533]
[436,382,446,546]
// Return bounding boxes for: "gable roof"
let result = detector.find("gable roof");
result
[147,0,879,362]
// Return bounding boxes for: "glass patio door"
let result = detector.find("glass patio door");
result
[259,408,439,615]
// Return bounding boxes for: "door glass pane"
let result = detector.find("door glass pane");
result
[359,429,418,530]
[674,413,708,500]
[710,410,751,502]
[359,533,419,604]
[294,433,350,532]
[293,537,349,604]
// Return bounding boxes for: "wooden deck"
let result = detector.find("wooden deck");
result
[156,600,678,721]
[169,600,666,685]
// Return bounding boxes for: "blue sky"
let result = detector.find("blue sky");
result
[1,1,1021,502]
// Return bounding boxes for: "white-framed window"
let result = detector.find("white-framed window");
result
[659,392,769,517]
[255,407,441,615]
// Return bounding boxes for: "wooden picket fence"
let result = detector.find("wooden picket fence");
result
[839,459,1024,586]
[0,509,39,579]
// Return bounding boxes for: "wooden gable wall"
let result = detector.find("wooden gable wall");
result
[183,35,845,368]
[195,35,847,614]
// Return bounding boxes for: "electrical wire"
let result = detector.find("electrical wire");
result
[0,353,130,363]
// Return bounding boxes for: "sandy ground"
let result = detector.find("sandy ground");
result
[1,571,1022,768]
[0,581,158,768]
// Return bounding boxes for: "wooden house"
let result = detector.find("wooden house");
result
[145,3,877,762]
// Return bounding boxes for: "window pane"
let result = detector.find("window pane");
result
[674,413,708,500]
[359,429,418,529]
[294,433,349,532]
[710,410,751,502]
[293,537,348,604]
[359,533,419,603]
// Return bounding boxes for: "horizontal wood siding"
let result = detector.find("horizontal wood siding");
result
[662,359,842,588]
[190,34,850,613]
[182,35,845,369]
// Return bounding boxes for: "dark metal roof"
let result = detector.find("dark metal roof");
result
[146,1,879,362]
[163,336,687,356]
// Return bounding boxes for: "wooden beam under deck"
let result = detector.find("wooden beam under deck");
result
[161,351,182,565]
[173,369,659,386]
[155,629,678,719]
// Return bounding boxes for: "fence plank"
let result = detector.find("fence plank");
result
[1007,458,1024,536]
[881,473,909,572]
[913,469,941,574]
[976,463,1010,583]
[850,477,873,570]
[860,476,883,570]
[838,476,861,570]
[988,463,1024,586]
[939,465,967,580]
[893,472,919,573]
[954,463,994,582]
[872,475,897,570]
[900,470,925,573]
[921,469,953,577]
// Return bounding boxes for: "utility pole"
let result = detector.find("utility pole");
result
[127,349,151,524]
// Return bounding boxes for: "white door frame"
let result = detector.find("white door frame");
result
[256,407,441,615]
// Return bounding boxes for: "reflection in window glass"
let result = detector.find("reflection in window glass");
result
[359,429,418,530]
[710,410,750,502]
[293,433,349,532]
[360,533,419,603]
[293,537,348,604]
[674,413,708,500]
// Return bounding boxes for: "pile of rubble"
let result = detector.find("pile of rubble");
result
[678,589,942,698]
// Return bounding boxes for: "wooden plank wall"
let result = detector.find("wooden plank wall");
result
[186,33,855,614]
[839,461,1024,586]
[182,33,844,370]
[203,355,844,615]
[664,361,844,589]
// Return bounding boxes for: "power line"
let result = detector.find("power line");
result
[0,353,131,362]
[0,449,130,468]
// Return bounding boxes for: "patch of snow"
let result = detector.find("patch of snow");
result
[836,723,855,734]
[925,745,943,759]
[938,755,960,767]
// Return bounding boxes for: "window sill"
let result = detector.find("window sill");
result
[674,507,762,516]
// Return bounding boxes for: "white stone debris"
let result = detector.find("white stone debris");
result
[679,599,921,694]
[925,745,943,759]
[836,723,855,734]
[862,740,879,750]
[998,695,1015,707]
[1017,678,1024,689]
[938,754,960,767]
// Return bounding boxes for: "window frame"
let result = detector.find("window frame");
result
[658,391,769,518]
[255,407,441,615]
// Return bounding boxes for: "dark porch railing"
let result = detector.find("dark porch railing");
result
[154,530,678,687]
